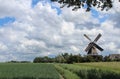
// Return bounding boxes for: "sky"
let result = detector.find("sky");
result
[0,0,120,62]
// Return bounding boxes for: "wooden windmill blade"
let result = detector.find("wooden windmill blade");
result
[93,33,102,42]
[87,47,92,54]
[84,34,92,42]
[85,43,94,52]
[93,43,104,51]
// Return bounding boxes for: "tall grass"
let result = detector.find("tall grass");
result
[55,64,80,79]
[58,63,120,79]
[0,63,60,79]
[78,69,120,79]
[76,62,120,73]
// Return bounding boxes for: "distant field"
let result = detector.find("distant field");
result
[76,62,120,73]
[0,62,120,79]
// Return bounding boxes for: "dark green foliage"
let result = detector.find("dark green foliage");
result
[7,60,31,63]
[51,0,113,11]
[33,56,55,63]
[55,55,66,63]
[33,57,43,63]
[83,55,103,62]
[67,54,82,63]
[56,53,83,64]
[103,56,111,62]
[33,53,120,63]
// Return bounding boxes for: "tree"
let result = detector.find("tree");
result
[55,55,66,63]
[86,55,95,62]
[82,55,103,62]
[66,53,75,63]
[33,56,55,63]
[67,54,82,63]
[62,53,70,63]
[103,56,111,62]
[51,0,113,11]
[33,57,43,63]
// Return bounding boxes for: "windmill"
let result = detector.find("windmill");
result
[84,33,104,55]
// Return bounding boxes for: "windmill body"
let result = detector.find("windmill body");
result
[84,33,103,55]
[88,46,97,55]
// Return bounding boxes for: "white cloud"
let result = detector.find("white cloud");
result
[61,22,75,35]
[0,0,119,62]
[0,0,32,19]
[0,42,7,50]
[61,7,99,25]
[70,45,79,52]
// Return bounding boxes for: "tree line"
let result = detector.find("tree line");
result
[33,53,120,63]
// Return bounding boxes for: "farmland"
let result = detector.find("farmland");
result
[0,63,60,79]
[55,62,120,79]
[0,62,120,79]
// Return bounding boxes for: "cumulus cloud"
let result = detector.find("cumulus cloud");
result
[0,0,119,62]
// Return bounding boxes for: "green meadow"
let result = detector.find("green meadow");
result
[0,62,120,79]
[0,63,60,79]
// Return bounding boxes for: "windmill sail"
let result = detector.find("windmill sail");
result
[88,48,92,54]
[84,34,92,41]
[93,33,101,42]
[85,43,93,52]
[93,43,103,51]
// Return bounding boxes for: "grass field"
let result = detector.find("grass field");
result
[55,62,120,79]
[0,63,60,79]
[76,62,120,73]
[0,62,120,79]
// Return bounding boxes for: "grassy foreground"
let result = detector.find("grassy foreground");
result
[0,62,120,79]
[55,62,120,79]
[0,63,60,79]
[76,62,120,73]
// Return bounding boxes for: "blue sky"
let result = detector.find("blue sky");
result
[0,0,40,26]
[0,0,107,26]
[0,17,15,26]
[91,9,108,23]
[0,0,120,62]
[0,0,62,26]
[0,0,39,26]
[32,0,40,7]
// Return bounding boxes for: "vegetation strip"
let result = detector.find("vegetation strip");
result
[75,62,120,73]
[54,64,80,79]
[58,64,120,79]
